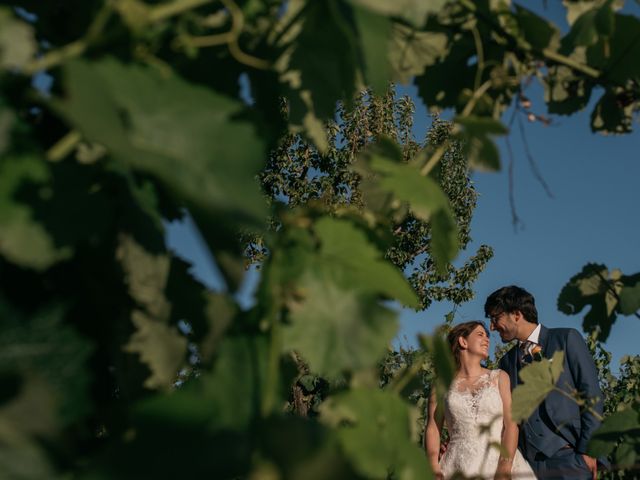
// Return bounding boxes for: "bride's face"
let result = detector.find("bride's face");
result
[464,325,490,359]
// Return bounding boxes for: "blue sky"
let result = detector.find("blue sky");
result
[167,2,640,371]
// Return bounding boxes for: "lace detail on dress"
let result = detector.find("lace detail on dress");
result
[440,369,536,479]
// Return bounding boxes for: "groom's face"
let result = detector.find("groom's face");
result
[488,310,519,342]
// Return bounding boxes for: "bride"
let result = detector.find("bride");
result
[424,321,536,479]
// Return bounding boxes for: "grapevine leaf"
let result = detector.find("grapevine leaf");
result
[138,333,270,432]
[389,24,449,83]
[511,351,565,422]
[514,5,561,51]
[0,8,37,71]
[588,407,640,457]
[557,263,618,341]
[352,5,392,94]
[590,88,634,134]
[0,154,73,269]
[287,1,358,122]
[122,310,188,390]
[0,298,93,426]
[283,272,399,378]
[350,0,448,27]
[619,273,640,315]
[314,217,418,307]
[58,58,267,225]
[454,116,507,172]
[362,142,460,272]
[320,388,432,480]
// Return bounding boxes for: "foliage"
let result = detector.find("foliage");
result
[558,263,640,342]
[1,0,640,478]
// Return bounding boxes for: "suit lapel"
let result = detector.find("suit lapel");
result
[538,324,550,357]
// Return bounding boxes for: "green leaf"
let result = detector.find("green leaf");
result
[138,333,270,432]
[257,416,355,480]
[544,65,594,116]
[588,407,640,457]
[613,438,638,468]
[0,298,93,427]
[283,272,399,378]
[563,9,599,48]
[320,388,432,480]
[454,116,507,172]
[557,263,618,341]
[0,8,37,71]
[0,154,73,269]
[389,24,449,83]
[314,217,418,307]
[352,5,392,94]
[619,273,640,315]
[123,310,188,390]
[514,4,561,51]
[350,0,448,28]
[364,146,460,272]
[415,41,475,111]
[590,88,634,134]
[511,351,565,422]
[58,58,267,225]
[589,14,640,84]
[286,1,358,121]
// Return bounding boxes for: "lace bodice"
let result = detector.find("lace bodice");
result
[439,369,536,479]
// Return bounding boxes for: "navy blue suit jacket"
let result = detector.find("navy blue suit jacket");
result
[499,325,604,456]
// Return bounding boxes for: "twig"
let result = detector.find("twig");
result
[516,108,554,198]
[504,105,523,231]
[46,130,82,162]
[180,0,270,69]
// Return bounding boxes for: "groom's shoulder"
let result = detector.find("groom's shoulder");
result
[546,326,585,343]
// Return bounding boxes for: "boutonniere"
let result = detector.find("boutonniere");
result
[531,345,543,361]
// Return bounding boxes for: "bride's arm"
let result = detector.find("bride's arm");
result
[496,370,518,479]
[425,391,444,478]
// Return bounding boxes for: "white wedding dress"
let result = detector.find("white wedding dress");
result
[440,369,536,479]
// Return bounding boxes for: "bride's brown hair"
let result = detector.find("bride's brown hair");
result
[447,321,488,367]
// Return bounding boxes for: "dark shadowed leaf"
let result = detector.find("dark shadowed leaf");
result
[58,58,267,225]
[320,388,432,480]
[514,4,561,51]
[588,407,640,457]
[352,6,392,94]
[557,263,619,341]
[619,273,640,315]
[454,116,507,172]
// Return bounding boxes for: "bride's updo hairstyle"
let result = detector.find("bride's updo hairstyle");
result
[447,321,488,367]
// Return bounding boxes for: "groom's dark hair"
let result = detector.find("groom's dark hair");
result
[484,285,538,324]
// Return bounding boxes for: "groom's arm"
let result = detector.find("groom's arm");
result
[564,328,604,454]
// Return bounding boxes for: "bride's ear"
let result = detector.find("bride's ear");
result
[458,336,467,350]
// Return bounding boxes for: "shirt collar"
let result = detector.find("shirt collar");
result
[520,323,542,345]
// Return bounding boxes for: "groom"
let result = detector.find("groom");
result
[485,285,604,480]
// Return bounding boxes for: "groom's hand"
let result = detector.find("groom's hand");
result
[581,454,597,480]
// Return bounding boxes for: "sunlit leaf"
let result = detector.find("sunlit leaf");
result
[511,351,565,422]
[350,0,448,28]
[123,311,188,390]
[283,273,399,378]
[389,24,448,83]
[0,8,37,71]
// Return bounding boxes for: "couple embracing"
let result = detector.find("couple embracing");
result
[425,286,605,480]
